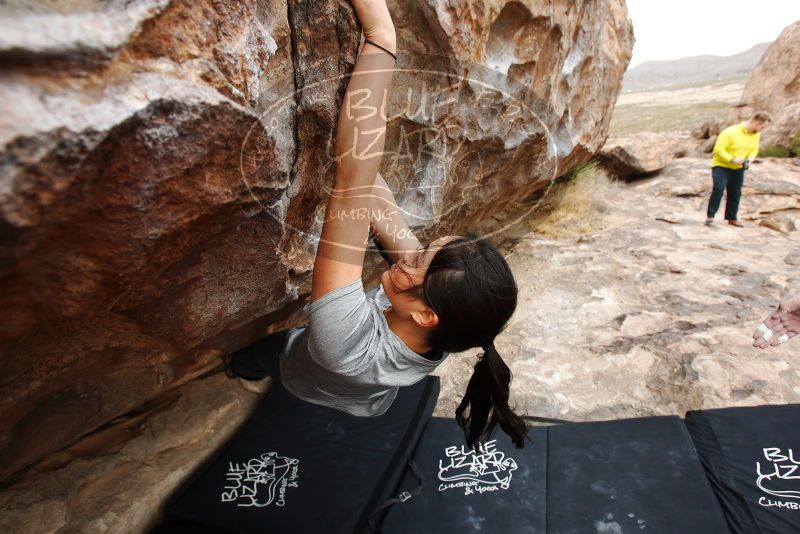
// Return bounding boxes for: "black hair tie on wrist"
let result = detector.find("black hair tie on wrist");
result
[364,39,397,61]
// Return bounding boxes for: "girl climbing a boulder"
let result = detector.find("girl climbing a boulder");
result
[225,0,527,449]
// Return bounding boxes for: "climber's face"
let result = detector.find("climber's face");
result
[380,235,461,319]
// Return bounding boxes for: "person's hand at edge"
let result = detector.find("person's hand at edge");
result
[752,294,800,348]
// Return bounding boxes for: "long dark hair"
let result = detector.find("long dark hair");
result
[417,233,528,449]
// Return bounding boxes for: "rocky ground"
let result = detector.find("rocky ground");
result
[435,156,800,422]
[2,156,798,532]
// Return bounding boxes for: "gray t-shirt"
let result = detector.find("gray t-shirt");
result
[279,278,448,416]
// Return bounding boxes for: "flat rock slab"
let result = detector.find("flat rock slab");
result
[597,132,691,179]
[434,156,800,423]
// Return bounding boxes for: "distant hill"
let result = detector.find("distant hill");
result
[622,42,771,92]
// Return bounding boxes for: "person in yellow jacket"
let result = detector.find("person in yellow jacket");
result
[705,112,771,226]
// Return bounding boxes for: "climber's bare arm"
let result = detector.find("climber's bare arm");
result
[310,0,397,302]
[368,172,422,264]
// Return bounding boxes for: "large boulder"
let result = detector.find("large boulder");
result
[596,133,690,180]
[0,0,633,487]
[0,373,262,533]
[764,101,800,151]
[733,21,800,148]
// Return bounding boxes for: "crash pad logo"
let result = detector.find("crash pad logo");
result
[756,447,800,510]
[221,452,299,507]
[437,439,518,495]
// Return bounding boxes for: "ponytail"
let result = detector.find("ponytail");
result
[455,342,528,449]
[420,234,525,448]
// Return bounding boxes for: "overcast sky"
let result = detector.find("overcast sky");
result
[626,1,800,67]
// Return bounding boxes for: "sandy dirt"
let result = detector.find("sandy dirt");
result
[610,77,746,136]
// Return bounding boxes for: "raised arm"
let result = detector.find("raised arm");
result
[310,1,397,302]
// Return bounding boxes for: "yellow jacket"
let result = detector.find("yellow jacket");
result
[712,122,760,169]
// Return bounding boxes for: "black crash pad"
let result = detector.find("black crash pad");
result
[547,415,730,534]
[380,416,730,534]
[686,404,800,534]
[157,375,439,534]
[379,417,547,534]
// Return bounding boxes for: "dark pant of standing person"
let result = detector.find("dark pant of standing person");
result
[223,328,291,383]
[706,166,744,221]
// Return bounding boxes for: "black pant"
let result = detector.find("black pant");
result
[706,166,744,220]
[228,328,292,383]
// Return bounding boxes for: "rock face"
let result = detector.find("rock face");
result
[734,21,800,148]
[0,373,261,534]
[596,133,690,179]
[764,102,800,151]
[691,120,722,141]
[689,120,725,154]
[0,0,633,487]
